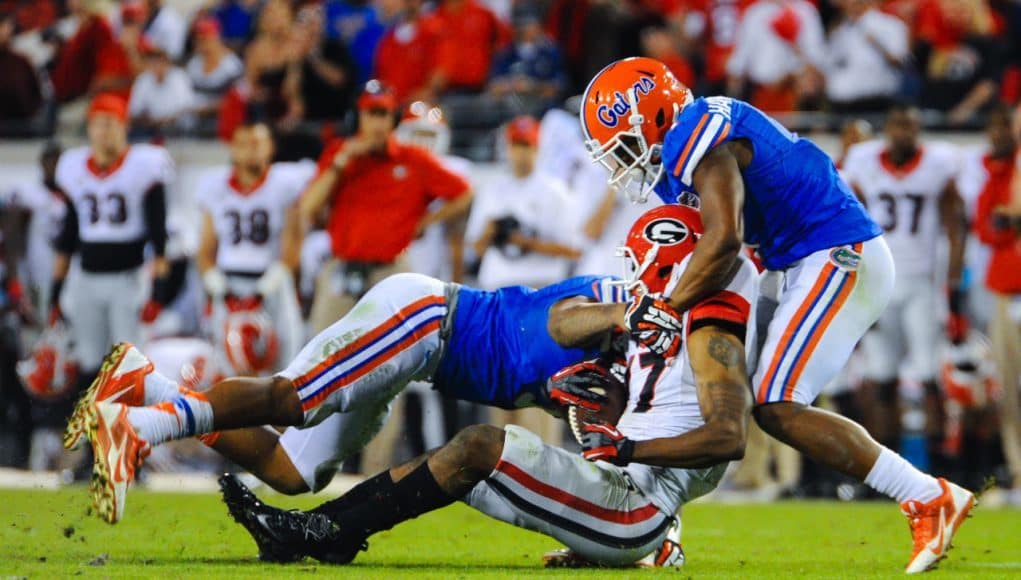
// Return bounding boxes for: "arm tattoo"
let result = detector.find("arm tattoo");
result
[707,334,742,369]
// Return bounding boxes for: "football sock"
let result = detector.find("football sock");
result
[143,371,181,406]
[865,447,942,504]
[311,470,393,516]
[316,462,455,538]
[128,390,214,445]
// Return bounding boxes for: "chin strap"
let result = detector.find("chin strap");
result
[627,88,644,129]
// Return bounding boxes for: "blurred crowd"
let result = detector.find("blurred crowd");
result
[1,0,1020,144]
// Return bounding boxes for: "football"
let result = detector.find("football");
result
[566,378,628,445]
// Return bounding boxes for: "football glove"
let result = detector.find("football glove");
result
[636,328,683,359]
[202,268,228,298]
[256,262,291,297]
[140,300,162,323]
[580,423,634,466]
[547,361,611,412]
[947,287,969,345]
[624,294,682,334]
[47,304,64,327]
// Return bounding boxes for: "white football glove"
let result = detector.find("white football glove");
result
[202,268,228,298]
[256,262,292,297]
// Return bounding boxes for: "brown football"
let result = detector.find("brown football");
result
[567,379,628,445]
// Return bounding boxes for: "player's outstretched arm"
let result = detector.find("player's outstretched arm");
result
[628,326,751,468]
[547,296,626,348]
[666,145,745,313]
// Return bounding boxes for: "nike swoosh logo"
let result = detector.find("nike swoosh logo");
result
[107,384,137,403]
[925,506,947,556]
[100,405,131,483]
[108,422,129,483]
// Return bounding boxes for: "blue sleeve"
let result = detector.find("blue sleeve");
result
[659,97,735,201]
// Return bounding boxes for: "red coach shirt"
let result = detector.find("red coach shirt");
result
[316,137,470,263]
[374,17,442,103]
[974,152,1021,294]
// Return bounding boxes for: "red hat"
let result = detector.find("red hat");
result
[87,93,128,122]
[506,115,540,146]
[357,80,398,112]
[194,16,221,39]
[121,1,148,23]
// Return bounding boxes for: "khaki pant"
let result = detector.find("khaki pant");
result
[990,294,1021,488]
[308,257,409,473]
[488,408,563,446]
[309,257,409,333]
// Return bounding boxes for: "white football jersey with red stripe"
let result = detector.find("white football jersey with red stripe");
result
[841,140,959,279]
[55,144,174,243]
[6,181,69,291]
[196,162,313,274]
[615,254,759,442]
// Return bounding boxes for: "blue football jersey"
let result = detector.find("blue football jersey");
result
[434,276,625,409]
[655,96,881,270]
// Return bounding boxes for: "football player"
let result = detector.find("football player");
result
[217,204,760,567]
[579,57,973,573]
[3,141,67,316]
[841,104,968,461]
[196,121,310,373]
[49,93,173,414]
[65,262,653,522]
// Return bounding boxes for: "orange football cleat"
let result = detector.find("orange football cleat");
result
[86,401,151,524]
[64,342,154,451]
[901,478,975,574]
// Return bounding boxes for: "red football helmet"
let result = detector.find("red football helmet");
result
[18,322,78,401]
[395,101,451,156]
[617,204,703,296]
[144,336,225,392]
[581,57,693,202]
[223,298,279,375]
[940,330,999,409]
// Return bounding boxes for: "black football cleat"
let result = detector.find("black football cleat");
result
[218,473,366,565]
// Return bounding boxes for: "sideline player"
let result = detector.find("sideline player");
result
[3,142,67,316]
[579,57,973,573]
[196,122,310,372]
[217,204,760,567]
[841,104,967,461]
[51,93,173,414]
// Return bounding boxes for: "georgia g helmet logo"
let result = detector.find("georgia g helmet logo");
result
[614,205,703,296]
[644,218,688,246]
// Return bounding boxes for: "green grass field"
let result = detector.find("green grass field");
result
[1,487,1018,579]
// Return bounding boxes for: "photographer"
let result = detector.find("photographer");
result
[467,115,581,290]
